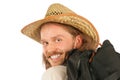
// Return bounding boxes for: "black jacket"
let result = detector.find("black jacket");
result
[66,40,120,80]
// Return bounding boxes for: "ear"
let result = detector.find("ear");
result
[73,35,82,49]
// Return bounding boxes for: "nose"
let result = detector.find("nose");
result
[45,43,57,54]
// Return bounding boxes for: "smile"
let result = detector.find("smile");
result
[50,54,61,59]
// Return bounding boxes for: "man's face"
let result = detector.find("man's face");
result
[40,23,78,67]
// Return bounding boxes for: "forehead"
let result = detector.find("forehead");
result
[40,23,73,40]
[40,23,71,34]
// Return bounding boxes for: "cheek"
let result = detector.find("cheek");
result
[42,48,47,57]
[58,40,74,51]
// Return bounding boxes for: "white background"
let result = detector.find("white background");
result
[0,0,120,80]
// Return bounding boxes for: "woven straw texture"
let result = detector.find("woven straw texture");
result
[21,3,99,48]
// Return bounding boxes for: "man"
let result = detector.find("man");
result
[21,3,120,80]
[21,3,99,68]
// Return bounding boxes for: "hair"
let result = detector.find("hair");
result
[40,22,97,69]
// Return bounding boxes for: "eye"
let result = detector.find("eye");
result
[55,38,62,42]
[41,41,49,46]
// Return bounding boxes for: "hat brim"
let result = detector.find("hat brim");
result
[21,13,99,48]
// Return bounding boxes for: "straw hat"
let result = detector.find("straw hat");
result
[21,3,99,48]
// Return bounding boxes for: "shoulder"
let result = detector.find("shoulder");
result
[42,65,67,80]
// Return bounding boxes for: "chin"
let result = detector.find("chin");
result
[51,62,64,66]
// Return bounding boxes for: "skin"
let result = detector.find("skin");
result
[40,23,82,67]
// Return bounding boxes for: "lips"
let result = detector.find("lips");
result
[47,53,63,62]
[50,54,61,59]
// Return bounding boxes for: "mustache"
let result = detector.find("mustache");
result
[45,50,64,58]
[44,49,70,59]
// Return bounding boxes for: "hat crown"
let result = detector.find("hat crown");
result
[45,3,75,17]
[21,3,99,50]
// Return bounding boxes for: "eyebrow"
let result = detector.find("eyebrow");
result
[40,34,64,42]
[52,34,64,38]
